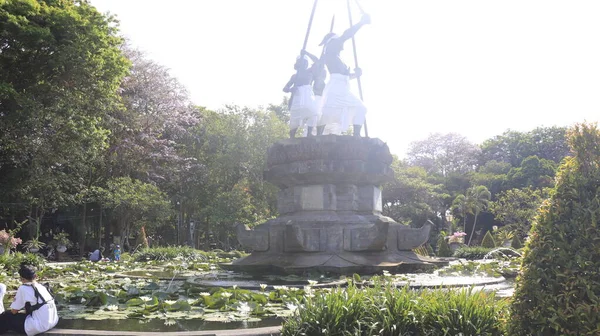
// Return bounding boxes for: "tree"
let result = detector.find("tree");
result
[451,194,473,232]
[480,126,569,167]
[98,177,171,250]
[185,105,287,248]
[382,158,447,227]
[406,133,480,177]
[0,0,129,226]
[462,186,492,245]
[489,187,546,239]
[509,122,600,335]
[504,155,556,190]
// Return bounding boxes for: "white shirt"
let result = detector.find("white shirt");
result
[0,283,6,313]
[10,282,59,336]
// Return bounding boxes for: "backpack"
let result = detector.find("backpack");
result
[23,283,54,316]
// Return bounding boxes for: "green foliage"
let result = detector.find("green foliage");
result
[510,235,522,249]
[426,243,434,256]
[490,187,546,239]
[383,158,449,226]
[282,279,508,336]
[0,0,129,213]
[480,127,569,167]
[509,122,600,335]
[505,155,556,190]
[452,246,493,260]
[481,231,496,248]
[0,252,45,273]
[133,246,208,262]
[436,237,452,257]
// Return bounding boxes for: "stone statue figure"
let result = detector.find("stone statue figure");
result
[316,13,371,137]
[283,54,319,138]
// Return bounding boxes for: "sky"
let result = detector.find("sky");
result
[90,0,600,157]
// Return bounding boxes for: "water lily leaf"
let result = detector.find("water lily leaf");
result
[126,298,144,307]
[144,282,160,291]
[167,300,192,312]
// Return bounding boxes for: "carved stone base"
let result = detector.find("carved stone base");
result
[227,136,448,275]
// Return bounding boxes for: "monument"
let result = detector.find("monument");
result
[224,1,446,275]
[224,136,447,275]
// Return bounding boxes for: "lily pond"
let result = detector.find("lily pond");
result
[0,250,521,332]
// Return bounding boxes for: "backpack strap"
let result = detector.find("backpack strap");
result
[24,283,53,314]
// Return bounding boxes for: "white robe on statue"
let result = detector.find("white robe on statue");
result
[318,73,366,133]
[289,85,319,130]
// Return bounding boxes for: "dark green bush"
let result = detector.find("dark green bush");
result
[509,123,600,335]
[510,235,522,249]
[0,252,45,273]
[436,237,452,257]
[453,246,492,259]
[282,278,508,336]
[481,231,496,248]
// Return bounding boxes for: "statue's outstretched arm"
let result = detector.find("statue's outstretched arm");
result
[283,75,296,93]
[339,14,371,42]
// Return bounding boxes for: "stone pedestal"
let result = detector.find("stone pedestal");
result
[223,135,447,275]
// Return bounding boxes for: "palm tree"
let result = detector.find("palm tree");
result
[466,185,491,246]
[451,194,474,233]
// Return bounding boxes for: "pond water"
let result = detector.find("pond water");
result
[57,317,282,332]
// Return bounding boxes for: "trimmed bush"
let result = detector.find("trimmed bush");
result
[509,123,600,335]
[481,231,496,248]
[453,246,492,260]
[436,237,452,257]
[282,278,508,335]
[510,235,522,249]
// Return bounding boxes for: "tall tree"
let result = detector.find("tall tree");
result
[466,185,491,245]
[382,158,448,227]
[406,133,480,177]
[489,187,546,239]
[0,0,129,228]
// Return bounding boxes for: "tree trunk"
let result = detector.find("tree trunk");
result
[79,202,87,258]
[468,211,480,246]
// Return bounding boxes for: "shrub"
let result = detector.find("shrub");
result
[481,231,496,248]
[436,237,452,257]
[133,246,207,261]
[508,123,600,335]
[0,252,45,273]
[453,246,492,260]
[510,235,522,249]
[282,278,508,335]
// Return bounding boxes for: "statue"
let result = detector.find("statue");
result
[316,13,371,137]
[283,54,319,138]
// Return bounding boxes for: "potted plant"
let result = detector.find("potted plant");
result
[52,232,73,253]
[23,237,46,253]
[447,231,467,251]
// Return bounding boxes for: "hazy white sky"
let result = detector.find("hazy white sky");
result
[91,0,600,157]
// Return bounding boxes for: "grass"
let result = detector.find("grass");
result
[282,277,509,336]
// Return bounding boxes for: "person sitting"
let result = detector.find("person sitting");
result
[89,247,104,262]
[0,283,6,314]
[0,264,59,335]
